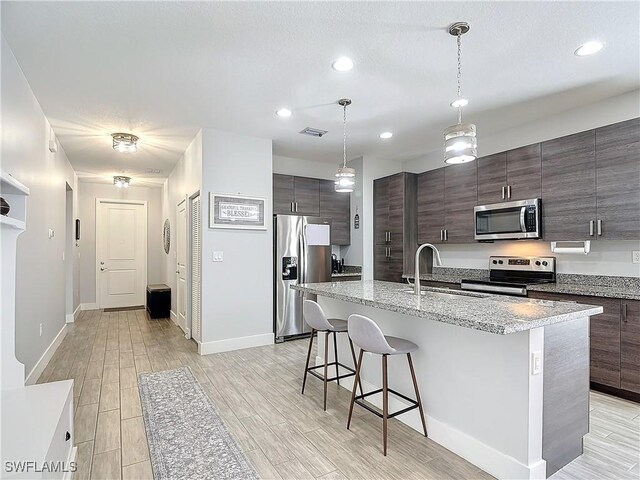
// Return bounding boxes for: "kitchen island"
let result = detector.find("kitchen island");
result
[292,280,604,480]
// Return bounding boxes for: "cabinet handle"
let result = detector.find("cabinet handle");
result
[388,232,391,243]
[507,185,511,199]
[295,202,299,213]
[444,229,448,241]
[589,220,594,236]
[291,202,294,213]
[501,186,505,200]
[597,219,602,236]
[440,229,444,241]
[623,303,628,322]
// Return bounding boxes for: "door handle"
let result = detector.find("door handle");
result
[520,207,527,232]
[589,220,594,236]
[100,267,107,271]
[597,219,602,236]
[501,186,505,200]
[507,185,511,199]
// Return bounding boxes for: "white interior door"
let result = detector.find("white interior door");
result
[97,199,147,309]
[190,194,201,343]
[176,199,188,334]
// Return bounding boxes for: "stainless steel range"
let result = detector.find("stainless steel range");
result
[460,256,556,296]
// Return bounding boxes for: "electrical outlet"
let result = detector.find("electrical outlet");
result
[531,351,542,375]
[633,251,640,264]
[39,323,43,337]
[212,251,224,262]
[48,228,55,239]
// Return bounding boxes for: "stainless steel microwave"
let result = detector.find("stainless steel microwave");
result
[474,198,541,241]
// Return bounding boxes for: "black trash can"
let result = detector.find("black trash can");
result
[146,284,171,319]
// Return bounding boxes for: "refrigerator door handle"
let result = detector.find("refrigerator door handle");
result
[298,234,305,284]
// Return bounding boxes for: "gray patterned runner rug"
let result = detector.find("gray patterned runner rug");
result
[138,367,257,480]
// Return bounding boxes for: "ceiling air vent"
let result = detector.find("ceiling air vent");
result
[146,168,162,174]
[299,127,328,138]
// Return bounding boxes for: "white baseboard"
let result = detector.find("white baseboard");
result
[25,324,68,385]
[80,302,98,311]
[169,310,177,325]
[65,305,81,324]
[321,358,546,480]
[199,333,274,355]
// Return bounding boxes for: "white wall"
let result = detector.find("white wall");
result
[162,131,202,315]
[200,129,273,350]
[273,155,337,180]
[1,35,79,378]
[400,90,640,278]
[77,181,164,306]
[340,157,363,266]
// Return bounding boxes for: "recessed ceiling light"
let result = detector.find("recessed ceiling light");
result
[276,108,292,118]
[450,98,469,108]
[332,56,354,72]
[379,132,393,139]
[574,41,604,56]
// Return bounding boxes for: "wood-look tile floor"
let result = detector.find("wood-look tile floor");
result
[37,310,639,480]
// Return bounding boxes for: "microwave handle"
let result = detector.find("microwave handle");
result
[520,206,527,232]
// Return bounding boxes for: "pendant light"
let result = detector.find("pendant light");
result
[444,22,477,164]
[334,98,355,192]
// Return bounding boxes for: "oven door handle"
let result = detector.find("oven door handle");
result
[520,206,527,232]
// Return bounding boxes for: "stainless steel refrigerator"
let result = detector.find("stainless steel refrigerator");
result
[274,215,331,342]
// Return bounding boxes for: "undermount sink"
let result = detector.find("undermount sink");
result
[402,287,488,298]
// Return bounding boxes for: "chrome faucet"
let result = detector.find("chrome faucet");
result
[413,243,443,295]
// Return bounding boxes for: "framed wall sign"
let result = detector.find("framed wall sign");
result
[209,193,267,230]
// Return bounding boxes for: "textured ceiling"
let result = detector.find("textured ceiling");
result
[2,1,638,182]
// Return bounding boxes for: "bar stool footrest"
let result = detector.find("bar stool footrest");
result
[354,388,419,419]
[307,362,356,383]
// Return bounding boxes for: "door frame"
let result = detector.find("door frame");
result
[95,198,148,310]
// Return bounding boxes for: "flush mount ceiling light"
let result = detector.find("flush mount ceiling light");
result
[276,108,292,118]
[379,132,393,139]
[113,176,131,188]
[111,133,139,153]
[334,98,355,193]
[450,98,468,108]
[444,22,477,165]
[574,41,604,56]
[332,56,354,72]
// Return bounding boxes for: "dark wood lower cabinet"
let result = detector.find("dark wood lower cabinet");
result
[621,300,640,394]
[529,291,640,399]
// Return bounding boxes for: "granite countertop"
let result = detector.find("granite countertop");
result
[402,269,640,301]
[292,280,603,335]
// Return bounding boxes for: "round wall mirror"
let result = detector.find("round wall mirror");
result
[163,219,171,254]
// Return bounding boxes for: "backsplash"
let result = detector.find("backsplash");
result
[434,240,640,278]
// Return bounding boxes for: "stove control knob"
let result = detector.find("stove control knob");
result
[542,261,548,267]
[492,260,498,264]
[535,261,541,266]
[498,260,504,265]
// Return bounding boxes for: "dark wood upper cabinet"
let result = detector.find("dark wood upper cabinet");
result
[477,153,507,205]
[293,177,320,216]
[506,143,542,201]
[319,179,350,245]
[373,173,420,282]
[444,162,477,243]
[273,174,295,215]
[595,118,640,240]
[417,168,445,244]
[541,130,597,240]
[621,299,640,394]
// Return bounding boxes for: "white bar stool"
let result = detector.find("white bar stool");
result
[301,300,360,411]
[346,313,427,455]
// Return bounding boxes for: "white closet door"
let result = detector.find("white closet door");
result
[190,194,202,342]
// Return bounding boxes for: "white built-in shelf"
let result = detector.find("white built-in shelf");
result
[0,215,26,230]
[0,171,30,196]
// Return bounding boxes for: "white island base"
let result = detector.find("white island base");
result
[315,297,590,480]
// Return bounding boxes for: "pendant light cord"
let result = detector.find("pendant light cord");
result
[456,31,463,125]
[343,102,348,168]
